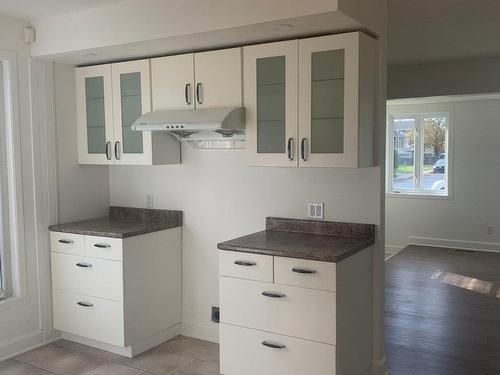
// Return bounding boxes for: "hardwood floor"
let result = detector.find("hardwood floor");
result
[386,245,500,375]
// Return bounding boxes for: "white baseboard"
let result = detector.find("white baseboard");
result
[0,329,57,361]
[181,321,219,343]
[62,324,181,358]
[385,245,404,254]
[408,236,500,252]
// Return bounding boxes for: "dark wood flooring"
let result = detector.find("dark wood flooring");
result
[386,245,500,375]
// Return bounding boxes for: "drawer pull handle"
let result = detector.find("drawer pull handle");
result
[262,341,286,349]
[76,262,92,268]
[77,301,94,307]
[94,243,111,249]
[234,260,257,267]
[58,239,74,244]
[262,291,286,299]
[292,267,317,274]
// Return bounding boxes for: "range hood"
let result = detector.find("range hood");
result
[131,107,245,149]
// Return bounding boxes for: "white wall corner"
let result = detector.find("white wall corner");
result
[181,321,219,344]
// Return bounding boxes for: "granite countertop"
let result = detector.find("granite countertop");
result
[217,217,375,262]
[49,206,182,238]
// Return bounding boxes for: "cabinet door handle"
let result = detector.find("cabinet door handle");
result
[77,301,94,307]
[234,260,257,267]
[58,239,74,244]
[262,291,286,299]
[114,141,121,160]
[287,137,294,161]
[301,138,307,161]
[94,243,111,249]
[262,341,286,349]
[185,83,191,105]
[105,141,112,160]
[76,262,93,268]
[196,83,203,105]
[292,267,316,274]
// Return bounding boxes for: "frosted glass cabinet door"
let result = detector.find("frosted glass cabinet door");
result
[76,65,114,164]
[298,33,367,168]
[112,60,152,165]
[244,40,298,166]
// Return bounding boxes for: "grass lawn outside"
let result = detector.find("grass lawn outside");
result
[395,164,434,174]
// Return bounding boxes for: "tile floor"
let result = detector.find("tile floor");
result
[0,336,220,375]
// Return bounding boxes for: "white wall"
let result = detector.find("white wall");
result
[386,96,500,252]
[109,147,381,341]
[388,58,500,99]
[53,64,110,222]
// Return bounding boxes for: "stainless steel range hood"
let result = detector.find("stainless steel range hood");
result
[131,107,245,149]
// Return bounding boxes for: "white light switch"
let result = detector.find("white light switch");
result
[145,192,154,208]
[308,202,324,220]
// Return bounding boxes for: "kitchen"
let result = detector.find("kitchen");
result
[0,1,387,374]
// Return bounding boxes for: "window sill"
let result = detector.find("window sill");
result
[386,192,454,201]
[0,295,30,312]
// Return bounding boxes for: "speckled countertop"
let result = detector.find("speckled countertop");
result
[49,206,182,238]
[217,217,375,262]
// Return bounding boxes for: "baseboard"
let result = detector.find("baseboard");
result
[62,324,181,358]
[408,236,500,252]
[0,329,57,361]
[385,245,404,254]
[181,321,219,343]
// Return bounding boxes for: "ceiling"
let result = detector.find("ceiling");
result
[389,0,500,66]
[0,0,127,20]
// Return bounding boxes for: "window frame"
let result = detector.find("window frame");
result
[386,103,453,199]
[0,49,28,306]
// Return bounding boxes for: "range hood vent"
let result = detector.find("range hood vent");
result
[131,107,245,148]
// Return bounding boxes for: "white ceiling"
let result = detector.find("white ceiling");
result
[0,0,127,20]
[389,0,500,66]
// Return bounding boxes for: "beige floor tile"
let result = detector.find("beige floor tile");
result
[81,362,143,375]
[170,360,220,375]
[129,351,193,375]
[155,336,219,363]
[53,340,135,367]
[15,344,75,367]
[0,359,52,375]
[42,352,106,375]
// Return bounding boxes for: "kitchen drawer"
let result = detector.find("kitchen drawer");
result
[50,232,84,256]
[274,257,336,291]
[220,276,336,344]
[220,323,335,375]
[53,289,125,347]
[84,235,123,261]
[219,250,273,282]
[51,252,123,302]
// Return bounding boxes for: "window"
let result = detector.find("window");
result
[387,110,450,196]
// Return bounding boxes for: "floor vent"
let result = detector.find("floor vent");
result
[455,249,477,253]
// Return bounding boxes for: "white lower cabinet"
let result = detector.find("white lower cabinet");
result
[50,228,182,357]
[219,249,373,375]
[220,276,336,344]
[53,289,125,347]
[220,324,335,375]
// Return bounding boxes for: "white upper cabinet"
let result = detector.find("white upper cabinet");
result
[76,65,114,165]
[298,33,376,168]
[112,60,152,165]
[151,47,242,110]
[77,60,180,165]
[194,48,242,108]
[244,40,298,167]
[246,32,376,168]
[151,53,195,110]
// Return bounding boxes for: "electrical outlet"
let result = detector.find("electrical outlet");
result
[211,306,220,323]
[487,226,495,235]
[308,202,324,220]
[145,192,154,208]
